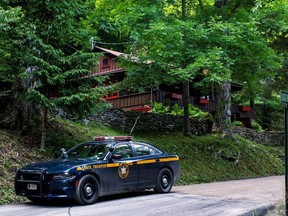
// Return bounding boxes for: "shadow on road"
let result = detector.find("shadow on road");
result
[24,190,161,207]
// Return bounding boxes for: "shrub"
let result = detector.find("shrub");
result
[232,121,243,127]
[170,104,183,115]
[251,121,264,131]
[150,101,169,114]
[188,104,209,119]
[150,102,210,119]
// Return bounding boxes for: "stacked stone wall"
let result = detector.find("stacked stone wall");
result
[231,126,284,146]
[88,109,284,146]
[89,109,213,135]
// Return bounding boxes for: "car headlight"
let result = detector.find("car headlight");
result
[52,173,76,181]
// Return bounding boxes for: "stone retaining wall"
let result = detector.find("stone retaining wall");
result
[231,126,284,146]
[88,109,284,146]
[89,109,213,135]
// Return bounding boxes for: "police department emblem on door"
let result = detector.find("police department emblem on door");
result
[118,163,129,179]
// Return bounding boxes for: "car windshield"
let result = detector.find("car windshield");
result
[65,143,110,160]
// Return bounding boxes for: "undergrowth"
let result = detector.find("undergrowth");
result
[0,130,51,204]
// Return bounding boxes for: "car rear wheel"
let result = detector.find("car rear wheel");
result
[75,174,99,205]
[154,168,173,193]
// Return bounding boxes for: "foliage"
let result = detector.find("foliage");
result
[1,0,287,134]
[150,101,170,114]
[251,121,264,132]
[0,7,22,83]
[45,117,122,155]
[150,102,211,119]
[232,0,288,130]
[232,121,243,127]
[170,104,183,116]
[188,104,210,119]
[90,0,167,51]
[0,129,52,204]
[0,0,108,135]
[89,0,284,132]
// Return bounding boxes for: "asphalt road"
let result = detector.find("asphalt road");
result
[0,176,284,216]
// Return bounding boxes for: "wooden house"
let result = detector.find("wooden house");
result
[90,46,254,127]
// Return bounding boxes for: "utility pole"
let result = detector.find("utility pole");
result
[280,90,288,215]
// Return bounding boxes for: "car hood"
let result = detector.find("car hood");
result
[21,159,103,173]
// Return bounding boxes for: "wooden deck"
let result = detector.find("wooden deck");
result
[107,90,254,122]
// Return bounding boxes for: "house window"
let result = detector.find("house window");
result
[101,57,110,68]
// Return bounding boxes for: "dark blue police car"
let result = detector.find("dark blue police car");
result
[15,136,180,205]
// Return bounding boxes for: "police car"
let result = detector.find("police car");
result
[15,136,180,205]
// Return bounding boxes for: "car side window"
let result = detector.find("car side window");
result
[134,143,156,156]
[113,144,133,159]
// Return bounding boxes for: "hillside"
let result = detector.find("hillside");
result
[0,129,52,204]
[0,118,285,204]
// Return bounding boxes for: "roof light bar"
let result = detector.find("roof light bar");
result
[93,136,133,141]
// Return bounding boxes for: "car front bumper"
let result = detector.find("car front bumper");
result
[15,169,77,200]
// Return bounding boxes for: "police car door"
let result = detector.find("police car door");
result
[133,142,160,188]
[108,143,138,192]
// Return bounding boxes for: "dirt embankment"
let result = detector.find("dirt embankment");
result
[0,129,51,204]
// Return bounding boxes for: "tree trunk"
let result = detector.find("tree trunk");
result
[0,78,32,132]
[183,81,190,135]
[261,104,272,130]
[40,106,48,149]
[182,0,186,18]
[212,81,232,135]
[181,0,190,136]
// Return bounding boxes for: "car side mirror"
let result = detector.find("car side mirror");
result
[109,146,114,153]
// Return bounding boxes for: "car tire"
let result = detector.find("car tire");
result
[75,174,99,205]
[154,168,173,193]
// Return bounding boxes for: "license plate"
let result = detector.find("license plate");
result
[27,184,37,190]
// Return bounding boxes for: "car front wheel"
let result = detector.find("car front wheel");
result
[154,168,173,193]
[75,174,99,205]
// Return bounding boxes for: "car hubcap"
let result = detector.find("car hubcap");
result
[162,175,169,187]
[84,184,93,197]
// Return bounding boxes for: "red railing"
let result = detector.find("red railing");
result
[109,92,152,109]
[108,90,215,112]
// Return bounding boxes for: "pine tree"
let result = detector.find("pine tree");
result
[0,0,106,148]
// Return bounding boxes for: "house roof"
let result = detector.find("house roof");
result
[93,46,127,58]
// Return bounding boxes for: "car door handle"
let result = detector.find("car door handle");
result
[132,161,137,166]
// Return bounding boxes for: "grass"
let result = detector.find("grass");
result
[45,117,284,184]
[134,132,284,184]
[0,116,285,205]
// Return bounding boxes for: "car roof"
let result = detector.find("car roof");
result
[81,140,160,149]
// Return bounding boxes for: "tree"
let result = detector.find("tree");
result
[88,0,286,134]
[250,0,288,130]
[89,0,283,134]
[0,1,107,148]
